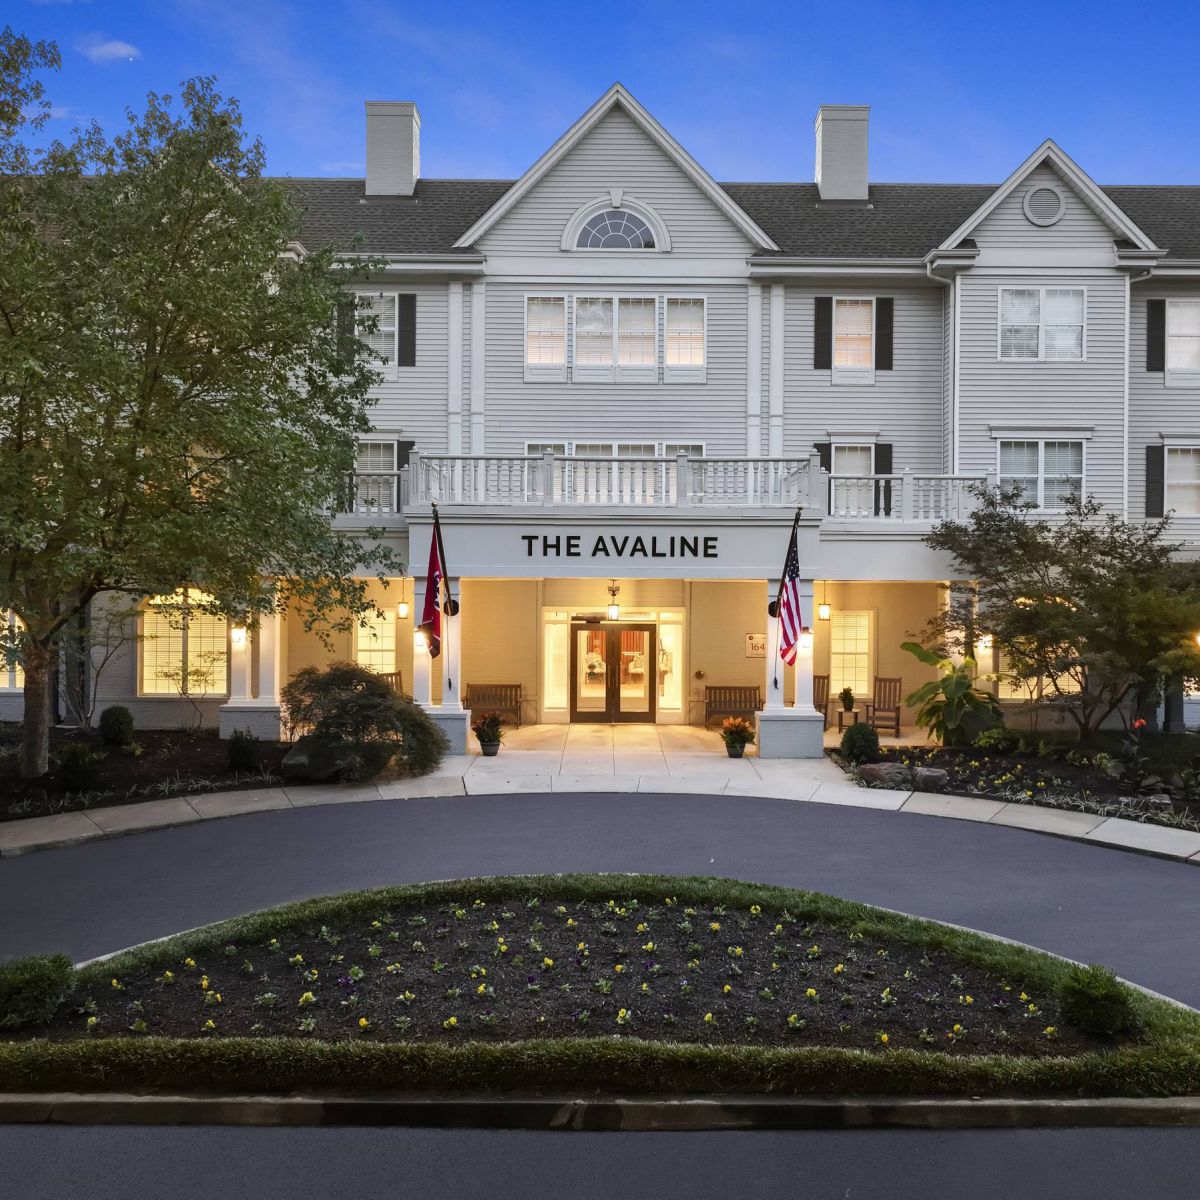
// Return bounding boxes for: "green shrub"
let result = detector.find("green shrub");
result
[1057,964,1138,1036]
[972,725,1019,754]
[840,722,880,764]
[54,739,104,790]
[281,662,448,780]
[0,954,75,1027]
[97,705,134,746]
[227,729,260,772]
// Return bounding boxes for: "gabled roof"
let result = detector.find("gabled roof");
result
[449,82,780,252]
[935,139,1160,253]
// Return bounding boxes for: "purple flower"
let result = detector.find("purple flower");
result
[336,975,351,989]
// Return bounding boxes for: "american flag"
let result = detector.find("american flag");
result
[777,523,803,665]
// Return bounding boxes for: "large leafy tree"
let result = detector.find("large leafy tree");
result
[0,30,397,777]
[924,485,1200,740]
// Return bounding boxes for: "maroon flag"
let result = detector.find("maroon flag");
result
[418,514,445,658]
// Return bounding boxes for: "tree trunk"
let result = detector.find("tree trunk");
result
[20,641,53,779]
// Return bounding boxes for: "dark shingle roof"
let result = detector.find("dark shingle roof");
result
[281,176,1200,262]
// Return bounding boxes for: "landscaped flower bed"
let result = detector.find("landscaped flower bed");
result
[3,875,1197,1098]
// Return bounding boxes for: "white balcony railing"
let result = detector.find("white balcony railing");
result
[338,453,988,526]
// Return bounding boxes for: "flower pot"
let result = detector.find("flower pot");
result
[725,742,746,758]
[479,741,500,757]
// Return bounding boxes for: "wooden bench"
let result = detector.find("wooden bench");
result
[704,685,763,728]
[465,683,523,727]
[379,671,404,695]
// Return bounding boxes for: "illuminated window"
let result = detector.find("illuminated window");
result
[1167,300,1200,371]
[141,590,228,696]
[618,298,656,367]
[355,608,396,675]
[525,297,565,369]
[831,445,875,475]
[999,288,1084,361]
[998,439,1083,509]
[576,209,655,249]
[829,610,871,697]
[0,611,24,690]
[665,298,705,379]
[834,299,874,368]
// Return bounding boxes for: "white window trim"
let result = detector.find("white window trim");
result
[571,294,661,384]
[355,290,398,380]
[663,295,707,384]
[137,592,230,700]
[560,191,672,253]
[523,293,568,383]
[829,442,877,474]
[523,440,707,458]
[1163,443,1200,518]
[996,286,1087,363]
[994,437,1087,512]
[831,296,876,387]
[1165,298,1200,388]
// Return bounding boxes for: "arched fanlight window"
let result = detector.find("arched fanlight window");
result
[576,208,656,249]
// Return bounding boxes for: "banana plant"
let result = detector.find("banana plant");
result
[901,643,1002,747]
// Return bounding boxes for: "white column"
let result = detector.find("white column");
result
[768,284,785,457]
[228,626,251,701]
[763,579,787,710]
[255,608,282,702]
[746,283,763,456]
[448,281,464,454]
[412,576,432,705]
[469,281,486,454]
[793,580,818,714]
[441,606,462,712]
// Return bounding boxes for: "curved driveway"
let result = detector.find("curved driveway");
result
[3,791,1199,1005]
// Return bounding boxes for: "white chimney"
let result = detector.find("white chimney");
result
[365,101,420,196]
[814,105,869,201]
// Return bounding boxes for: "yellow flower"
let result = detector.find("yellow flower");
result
[1027,1003,1039,1013]
[959,994,973,1005]
[298,991,316,1007]
[476,983,487,995]
[386,962,403,974]
[703,1012,716,1024]
[86,1015,98,1029]
[641,982,650,994]
[833,963,845,975]
[1019,992,1029,1002]
[110,977,121,989]
[709,922,721,932]
[289,954,304,966]
[542,957,554,969]
[750,905,762,916]
[952,1023,963,1034]
[498,943,509,953]
[203,1019,216,1030]
[577,942,587,952]
[642,942,655,952]
[200,975,209,990]
[773,924,783,934]
[358,1017,369,1029]
[566,918,577,927]
[805,987,817,999]
[771,962,780,972]
[787,1013,803,1028]
[723,984,732,994]
[1043,1025,1057,1037]
[443,1016,458,1029]
[614,963,625,973]
[665,897,677,906]
[879,1032,889,1045]
[729,946,744,958]
[184,957,196,969]
[636,923,649,933]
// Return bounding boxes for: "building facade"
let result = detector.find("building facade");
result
[9,85,1200,754]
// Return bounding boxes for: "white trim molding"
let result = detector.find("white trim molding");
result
[560,192,673,253]
[988,424,1094,440]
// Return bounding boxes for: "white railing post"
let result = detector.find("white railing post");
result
[901,468,914,522]
[407,450,422,502]
[676,450,690,508]
[542,450,556,506]
[807,451,826,517]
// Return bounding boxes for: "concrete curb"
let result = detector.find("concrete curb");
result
[4,770,1200,866]
[3,1092,1200,1131]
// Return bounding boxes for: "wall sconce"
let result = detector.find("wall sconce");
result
[397,600,410,620]
[976,633,993,654]
[414,628,429,652]
[606,579,621,621]
[799,627,814,653]
[817,581,830,621]
[230,625,247,648]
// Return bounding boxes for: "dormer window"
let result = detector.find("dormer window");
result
[576,209,655,249]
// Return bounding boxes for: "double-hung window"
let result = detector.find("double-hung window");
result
[355,608,396,675]
[998,439,1084,509]
[1167,300,1200,373]
[140,590,228,697]
[1166,447,1200,515]
[358,293,396,366]
[525,296,567,381]
[999,288,1085,361]
[354,440,400,514]
[829,610,872,698]
[664,297,706,381]
[834,299,874,369]
[0,611,23,691]
[573,296,659,383]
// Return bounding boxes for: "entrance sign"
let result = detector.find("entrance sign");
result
[521,533,718,560]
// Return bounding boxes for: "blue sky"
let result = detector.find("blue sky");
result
[15,0,1200,184]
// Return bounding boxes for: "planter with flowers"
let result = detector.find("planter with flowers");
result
[838,687,856,713]
[720,716,756,758]
[471,713,504,757]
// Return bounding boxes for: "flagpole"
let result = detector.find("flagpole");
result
[767,505,804,691]
[431,502,458,693]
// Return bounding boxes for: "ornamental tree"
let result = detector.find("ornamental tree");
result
[0,34,397,777]
[923,484,1200,740]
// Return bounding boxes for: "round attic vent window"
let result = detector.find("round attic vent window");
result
[1023,184,1066,227]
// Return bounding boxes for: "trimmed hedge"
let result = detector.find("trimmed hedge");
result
[0,954,75,1028]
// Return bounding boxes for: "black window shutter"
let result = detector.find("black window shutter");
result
[814,442,832,472]
[397,294,417,367]
[873,443,893,515]
[1146,299,1166,372]
[335,295,356,368]
[813,297,833,369]
[1146,445,1165,518]
[875,298,894,370]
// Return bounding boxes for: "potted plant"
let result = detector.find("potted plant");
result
[838,687,856,712]
[471,713,504,757]
[720,716,756,759]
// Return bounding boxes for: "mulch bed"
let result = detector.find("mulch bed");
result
[37,895,1098,1056]
[0,727,288,822]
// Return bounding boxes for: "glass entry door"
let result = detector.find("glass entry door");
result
[569,623,657,723]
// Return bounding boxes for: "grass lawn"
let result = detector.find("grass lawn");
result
[3,874,1197,1098]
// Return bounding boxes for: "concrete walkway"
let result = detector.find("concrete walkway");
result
[3,722,1200,864]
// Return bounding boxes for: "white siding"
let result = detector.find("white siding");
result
[364,282,450,451]
[483,282,750,455]
[478,106,754,259]
[956,273,1127,512]
[783,286,946,471]
[1129,280,1200,531]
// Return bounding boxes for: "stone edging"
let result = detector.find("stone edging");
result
[2,1092,1199,1131]
[3,771,1200,866]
